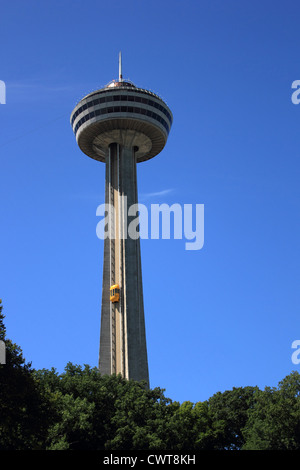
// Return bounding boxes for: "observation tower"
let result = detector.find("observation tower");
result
[70,53,173,386]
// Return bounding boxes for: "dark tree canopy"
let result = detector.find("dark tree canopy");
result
[1,299,300,450]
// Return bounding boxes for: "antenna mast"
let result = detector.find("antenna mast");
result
[119,51,123,81]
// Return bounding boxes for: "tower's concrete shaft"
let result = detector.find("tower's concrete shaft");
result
[99,143,149,385]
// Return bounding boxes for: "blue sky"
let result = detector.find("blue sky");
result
[1,0,300,404]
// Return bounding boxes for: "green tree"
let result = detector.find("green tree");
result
[34,365,190,451]
[164,389,260,451]
[0,299,51,449]
[34,364,175,450]
[206,385,259,449]
[164,400,214,450]
[3,298,300,451]
[104,378,177,450]
[33,364,114,449]
[242,372,300,450]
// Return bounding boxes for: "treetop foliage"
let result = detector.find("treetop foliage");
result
[1,299,300,450]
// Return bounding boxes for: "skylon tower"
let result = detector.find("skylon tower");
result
[70,53,172,386]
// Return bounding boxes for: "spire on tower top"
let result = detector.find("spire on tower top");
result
[119,51,123,81]
[106,52,135,88]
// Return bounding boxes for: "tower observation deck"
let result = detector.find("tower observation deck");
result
[70,53,173,386]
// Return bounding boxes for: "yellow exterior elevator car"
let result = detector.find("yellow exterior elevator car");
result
[110,284,120,303]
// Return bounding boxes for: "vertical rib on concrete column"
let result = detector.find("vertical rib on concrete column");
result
[99,143,149,387]
[98,147,113,376]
